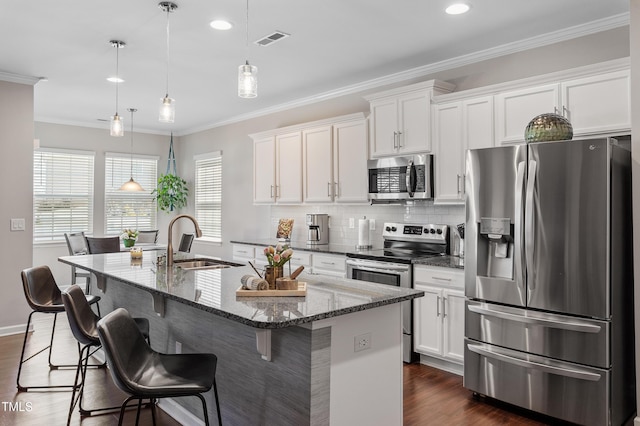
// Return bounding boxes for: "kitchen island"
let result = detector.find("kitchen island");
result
[59,251,423,426]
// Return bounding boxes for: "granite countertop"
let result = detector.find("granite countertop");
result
[413,255,465,270]
[230,239,376,256]
[232,239,465,270]
[59,251,423,329]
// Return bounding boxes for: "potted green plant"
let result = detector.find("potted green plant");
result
[153,173,188,212]
[121,228,139,248]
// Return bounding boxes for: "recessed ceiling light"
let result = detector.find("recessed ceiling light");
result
[107,77,124,83]
[210,19,233,30]
[445,3,470,15]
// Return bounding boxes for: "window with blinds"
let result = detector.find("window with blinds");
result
[33,149,95,242]
[105,153,158,235]
[194,152,222,242]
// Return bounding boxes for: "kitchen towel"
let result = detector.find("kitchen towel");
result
[241,275,268,290]
[358,217,371,248]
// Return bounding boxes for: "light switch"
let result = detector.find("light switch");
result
[10,218,25,231]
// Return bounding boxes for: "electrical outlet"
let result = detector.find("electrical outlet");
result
[349,218,355,229]
[369,219,376,231]
[354,332,371,352]
[175,341,182,354]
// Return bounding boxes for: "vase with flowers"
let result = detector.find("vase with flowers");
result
[263,243,294,289]
[121,228,139,248]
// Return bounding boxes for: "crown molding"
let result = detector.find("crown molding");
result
[189,13,629,134]
[0,71,42,85]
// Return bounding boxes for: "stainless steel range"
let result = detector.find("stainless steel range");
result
[346,222,449,363]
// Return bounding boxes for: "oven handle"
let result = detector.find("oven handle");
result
[346,259,410,273]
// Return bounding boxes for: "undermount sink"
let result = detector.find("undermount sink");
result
[174,258,243,271]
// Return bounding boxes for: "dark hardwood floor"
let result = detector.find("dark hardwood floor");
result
[0,315,551,425]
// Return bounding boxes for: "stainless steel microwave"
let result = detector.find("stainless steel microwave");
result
[368,154,434,201]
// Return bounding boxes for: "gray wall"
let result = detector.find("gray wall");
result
[0,81,34,332]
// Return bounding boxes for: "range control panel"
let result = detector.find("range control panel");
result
[382,222,448,242]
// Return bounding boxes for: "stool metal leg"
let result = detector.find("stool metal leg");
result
[196,393,210,426]
[17,311,76,391]
[213,379,222,426]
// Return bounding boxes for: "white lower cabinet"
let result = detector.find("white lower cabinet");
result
[311,253,346,278]
[413,265,465,366]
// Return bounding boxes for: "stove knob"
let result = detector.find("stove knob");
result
[391,226,397,232]
[385,226,391,232]
[436,229,443,234]
[429,229,436,234]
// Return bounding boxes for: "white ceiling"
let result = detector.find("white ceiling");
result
[0,0,629,135]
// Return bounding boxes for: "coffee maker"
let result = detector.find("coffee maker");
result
[306,214,329,245]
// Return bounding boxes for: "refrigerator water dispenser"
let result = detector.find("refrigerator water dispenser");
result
[478,218,513,280]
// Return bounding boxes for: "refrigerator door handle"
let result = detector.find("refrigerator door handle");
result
[467,304,602,333]
[525,160,537,291]
[467,343,602,382]
[514,161,526,290]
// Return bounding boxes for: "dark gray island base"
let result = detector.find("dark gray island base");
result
[59,252,423,426]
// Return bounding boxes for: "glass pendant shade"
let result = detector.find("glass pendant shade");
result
[120,107,144,191]
[238,61,258,98]
[120,177,144,191]
[110,113,124,137]
[159,95,175,123]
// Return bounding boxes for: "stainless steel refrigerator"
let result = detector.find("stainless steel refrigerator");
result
[463,137,635,426]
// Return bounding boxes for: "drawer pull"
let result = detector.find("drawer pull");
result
[432,276,452,282]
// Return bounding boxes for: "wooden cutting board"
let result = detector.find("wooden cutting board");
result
[236,282,307,297]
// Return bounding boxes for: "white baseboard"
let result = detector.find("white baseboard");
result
[634,415,640,426]
[158,398,205,426]
[0,323,32,337]
[418,354,463,376]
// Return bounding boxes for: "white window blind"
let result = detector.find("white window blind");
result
[105,153,158,235]
[194,152,222,242]
[33,149,95,242]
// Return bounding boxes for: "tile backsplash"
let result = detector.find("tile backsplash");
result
[270,202,465,248]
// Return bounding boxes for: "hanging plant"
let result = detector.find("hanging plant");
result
[153,132,188,212]
[153,173,188,212]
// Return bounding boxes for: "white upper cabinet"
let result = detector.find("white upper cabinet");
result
[495,67,630,145]
[302,117,368,204]
[303,125,333,203]
[561,69,630,136]
[366,80,455,158]
[433,95,494,204]
[253,136,276,203]
[332,118,368,203]
[495,84,559,145]
[253,113,368,205]
[275,132,303,204]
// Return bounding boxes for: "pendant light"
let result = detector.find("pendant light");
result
[120,108,144,191]
[238,0,257,98]
[159,2,178,123]
[110,40,125,137]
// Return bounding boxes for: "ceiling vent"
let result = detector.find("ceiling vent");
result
[254,31,290,47]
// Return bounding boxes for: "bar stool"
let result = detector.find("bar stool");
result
[178,233,195,252]
[17,265,101,391]
[97,308,222,426]
[85,236,120,254]
[62,285,150,424]
[64,232,92,293]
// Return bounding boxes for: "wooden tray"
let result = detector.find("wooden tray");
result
[236,282,307,297]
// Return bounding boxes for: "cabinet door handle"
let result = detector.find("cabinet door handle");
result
[456,174,461,194]
[554,106,558,114]
[327,182,331,197]
[443,297,447,318]
[334,182,339,198]
[562,105,568,118]
[270,185,274,198]
[397,131,403,148]
[436,295,441,317]
[393,131,398,149]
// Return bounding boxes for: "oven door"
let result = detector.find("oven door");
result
[346,258,415,362]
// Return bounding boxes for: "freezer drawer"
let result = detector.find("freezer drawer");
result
[465,300,609,367]
[464,340,609,426]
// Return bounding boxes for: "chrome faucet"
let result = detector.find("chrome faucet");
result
[166,214,203,267]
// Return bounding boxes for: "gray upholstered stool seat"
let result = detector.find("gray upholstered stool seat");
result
[17,265,101,392]
[97,308,221,425]
[62,285,150,424]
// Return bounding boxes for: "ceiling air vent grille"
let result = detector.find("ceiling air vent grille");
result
[254,31,290,47]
